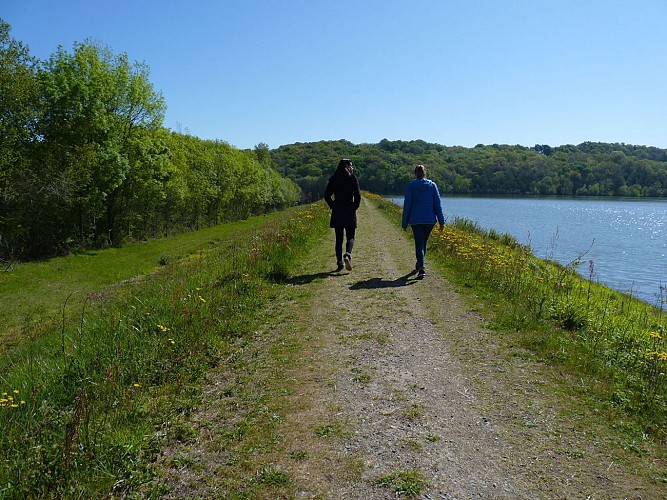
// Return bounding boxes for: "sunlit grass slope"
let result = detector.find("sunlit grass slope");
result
[0,213,285,351]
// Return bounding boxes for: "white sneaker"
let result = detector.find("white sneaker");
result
[343,253,352,271]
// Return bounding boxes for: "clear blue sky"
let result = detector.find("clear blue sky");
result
[3,0,666,150]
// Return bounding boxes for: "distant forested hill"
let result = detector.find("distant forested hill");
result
[271,139,667,199]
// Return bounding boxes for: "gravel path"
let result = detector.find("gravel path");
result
[271,197,535,499]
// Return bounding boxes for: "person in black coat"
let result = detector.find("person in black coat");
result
[324,159,361,271]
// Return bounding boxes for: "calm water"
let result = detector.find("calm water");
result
[388,196,667,304]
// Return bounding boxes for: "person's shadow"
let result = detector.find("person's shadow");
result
[286,268,347,285]
[349,271,418,290]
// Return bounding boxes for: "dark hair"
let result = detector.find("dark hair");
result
[414,164,426,179]
[335,158,353,176]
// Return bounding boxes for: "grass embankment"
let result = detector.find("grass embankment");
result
[370,192,667,446]
[0,214,285,351]
[0,203,331,498]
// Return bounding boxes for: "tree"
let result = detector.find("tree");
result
[534,144,553,156]
[254,142,272,166]
[0,19,39,255]
[113,128,173,238]
[36,39,166,248]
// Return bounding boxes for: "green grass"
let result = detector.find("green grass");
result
[351,367,372,383]
[0,212,284,351]
[314,421,347,438]
[376,469,428,497]
[0,203,330,498]
[255,464,291,486]
[402,403,426,421]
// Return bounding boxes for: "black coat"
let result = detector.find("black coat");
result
[324,173,361,228]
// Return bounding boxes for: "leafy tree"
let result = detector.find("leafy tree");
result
[0,19,39,255]
[35,39,166,249]
[113,128,173,238]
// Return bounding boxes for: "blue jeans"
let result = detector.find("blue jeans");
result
[411,223,434,270]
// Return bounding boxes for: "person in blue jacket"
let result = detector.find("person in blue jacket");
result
[325,159,361,271]
[401,164,444,278]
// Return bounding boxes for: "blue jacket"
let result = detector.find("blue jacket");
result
[401,178,445,229]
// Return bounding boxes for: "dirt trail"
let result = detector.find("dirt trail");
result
[159,197,662,499]
[277,199,529,498]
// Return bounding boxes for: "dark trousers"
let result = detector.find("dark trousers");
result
[411,223,434,270]
[334,225,356,263]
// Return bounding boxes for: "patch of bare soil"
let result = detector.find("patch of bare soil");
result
[155,198,665,499]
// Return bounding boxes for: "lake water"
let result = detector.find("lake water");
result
[387,196,667,305]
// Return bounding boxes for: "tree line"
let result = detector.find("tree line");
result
[0,20,300,259]
[5,14,667,258]
[270,139,667,200]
